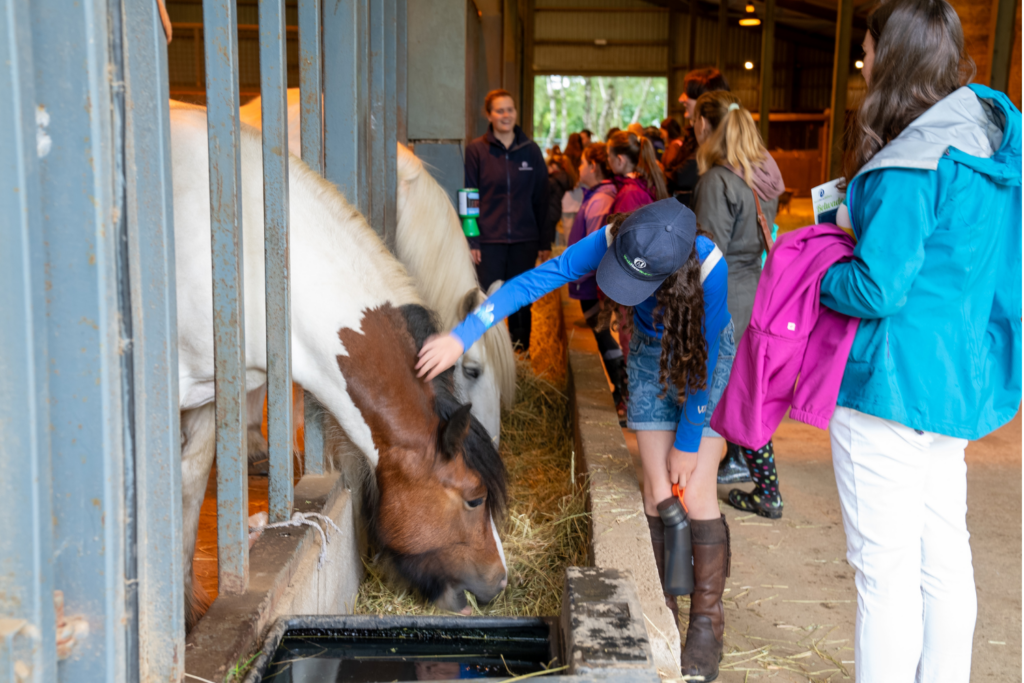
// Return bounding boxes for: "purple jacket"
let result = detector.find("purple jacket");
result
[710,224,860,449]
[567,181,617,300]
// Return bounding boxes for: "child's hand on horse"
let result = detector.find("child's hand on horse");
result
[416,333,465,380]
[668,447,698,488]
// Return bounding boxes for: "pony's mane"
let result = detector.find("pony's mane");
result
[396,145,516,407]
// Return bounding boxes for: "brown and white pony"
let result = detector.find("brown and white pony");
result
[169,102,507,627]
[239,91,516,443]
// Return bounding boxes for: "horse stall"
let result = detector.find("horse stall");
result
[1,1,672,682]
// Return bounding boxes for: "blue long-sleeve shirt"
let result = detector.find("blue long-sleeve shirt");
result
[452,227,730,452]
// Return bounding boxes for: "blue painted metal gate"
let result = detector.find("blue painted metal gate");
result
[0,0,407,681]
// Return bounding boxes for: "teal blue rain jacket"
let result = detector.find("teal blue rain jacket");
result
[821,84,1022,440]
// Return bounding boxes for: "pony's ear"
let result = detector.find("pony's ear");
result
[485,280,504,297]
[459,288,482,319]
[438,403,473,458]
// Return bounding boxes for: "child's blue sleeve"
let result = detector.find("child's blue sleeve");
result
[674,255,729,452]
[451,228,610,350]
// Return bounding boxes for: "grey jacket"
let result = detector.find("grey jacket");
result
[693,165,779,339]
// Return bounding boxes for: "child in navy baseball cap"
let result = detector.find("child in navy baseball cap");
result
[417,197,735,679]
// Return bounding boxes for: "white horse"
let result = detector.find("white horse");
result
[239,91,516,442]
[170,102,508,628]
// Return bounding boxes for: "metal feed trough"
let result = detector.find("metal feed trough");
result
[2,1,405,681]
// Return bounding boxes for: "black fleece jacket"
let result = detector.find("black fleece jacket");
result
[464,125,549,249]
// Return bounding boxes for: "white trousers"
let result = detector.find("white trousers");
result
[829,406,976,683]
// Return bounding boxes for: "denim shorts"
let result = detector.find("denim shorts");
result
[626,320,736,438]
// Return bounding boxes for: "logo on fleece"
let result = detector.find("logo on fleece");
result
[624,254,652,276]
[519,161,533,171]
[473,303,496,328]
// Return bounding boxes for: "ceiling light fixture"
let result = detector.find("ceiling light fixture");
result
[740,3,760,25]
[744,61,755,70]
[855,59,864,69]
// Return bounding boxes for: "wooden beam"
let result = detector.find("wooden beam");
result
[689,0,699,69]
[759,0,775,143]
[718,0,729,72]
[534,5,668,11]
[827,0,853,179]
[668,2,680,111]
[989,0,1017,91]
[534,39,671,46]
[522,0,535,138]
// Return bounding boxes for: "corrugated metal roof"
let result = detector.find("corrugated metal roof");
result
[535,0,657,8]
[535,10,669,42]
[535,44,669,74]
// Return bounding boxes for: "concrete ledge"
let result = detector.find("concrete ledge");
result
[185,473,361,682]
[561,567,656,677]
[569,350,681,678]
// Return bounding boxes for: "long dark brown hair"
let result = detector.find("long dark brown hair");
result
[564,132,585,170]
[844,0,974,178]
[607,131,670,200]
[597,214,708,403]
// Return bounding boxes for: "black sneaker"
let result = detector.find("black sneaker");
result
[717,442,752,485]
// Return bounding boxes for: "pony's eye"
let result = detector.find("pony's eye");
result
[465,497,485,509]
[462,364,481,380]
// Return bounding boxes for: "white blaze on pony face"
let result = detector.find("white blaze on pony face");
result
[490,514,507,574]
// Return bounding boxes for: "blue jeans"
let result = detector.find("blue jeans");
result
[625,320,736,437]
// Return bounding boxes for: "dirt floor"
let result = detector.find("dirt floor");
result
[563,287,1023,682]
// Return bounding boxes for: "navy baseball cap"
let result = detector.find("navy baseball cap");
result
[595,198,698,306]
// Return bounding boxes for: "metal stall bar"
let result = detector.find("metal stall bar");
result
[260,0,294,522]
[27,0,129,679]
[0,0,57,680]
[298,0,323,174]
[121,0,185,678]
[369,0,398,247]
[396,0,407,146]
[324,0,370,214]
[299,0,326,475]
[203,0,250,594]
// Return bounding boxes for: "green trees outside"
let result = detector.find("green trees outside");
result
[533,75,669,151]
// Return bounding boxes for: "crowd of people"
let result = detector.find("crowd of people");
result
[422,1,1021,679]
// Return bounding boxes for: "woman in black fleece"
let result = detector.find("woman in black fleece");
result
[464,89,548,352]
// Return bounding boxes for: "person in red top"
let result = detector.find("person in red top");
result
[606,130,669,357]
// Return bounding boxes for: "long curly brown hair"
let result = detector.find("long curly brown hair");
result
[597,213,708,404]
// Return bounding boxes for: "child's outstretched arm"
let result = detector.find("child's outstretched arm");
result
[416,227,611,381]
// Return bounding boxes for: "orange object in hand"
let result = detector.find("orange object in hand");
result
[671,483,689,513]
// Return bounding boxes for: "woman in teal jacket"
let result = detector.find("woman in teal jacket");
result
[819,0,1021,680]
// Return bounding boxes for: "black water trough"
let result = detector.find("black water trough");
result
[243,568,660,683]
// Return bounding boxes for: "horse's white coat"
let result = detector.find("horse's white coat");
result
[170,101,422,467]
[240,91,516,443]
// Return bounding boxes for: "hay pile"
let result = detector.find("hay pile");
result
[354,360,590,617]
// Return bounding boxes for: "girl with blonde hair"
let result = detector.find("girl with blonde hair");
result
[692,91,787,520]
